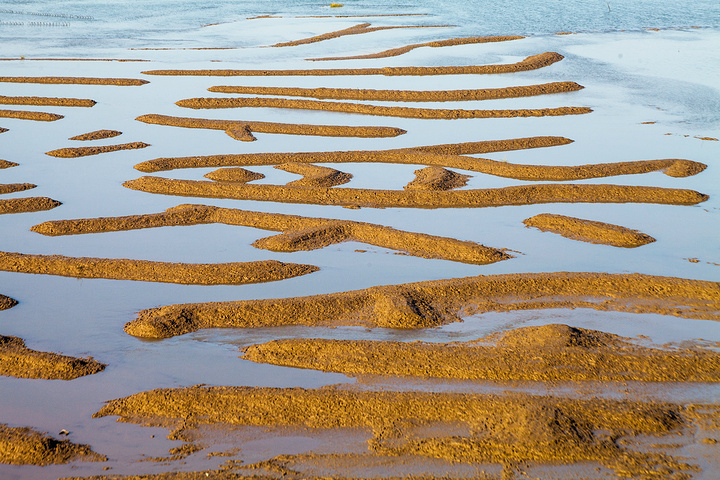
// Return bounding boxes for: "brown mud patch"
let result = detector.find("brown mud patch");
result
[274,162,352,187]
[204,167,265,183]
[0,335,105,380]
[123,176,707,209]
[404,166,469,191]
[0,160,18,169]
[0,109,63,121]
[271,23,451,48]
[0,183,36,195]
[0,251,317,285]
[0,294,18,310]
[93,386,702,477]
[209,81,583,102]
[176,96,592,120]
[46,142,150,158]
[0,76,148,86]
[0,95,95,107]
[310,34,524,61]
[31,204,510,266]
[243,323,720,382]
[0,424,106,466]
[0,197,62,215]
[524,213,656,248]
[142,51,564,77]
[125,272,720,339]
[136,114,405,140]
[69,129,122,141]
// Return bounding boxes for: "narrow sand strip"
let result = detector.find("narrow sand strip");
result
[176,96,592,119]
[136,114,406,139]
[0,335,105,380]
[0,109,63,121]
[142,52,564,76]
[0,424,106,465]
[0,251,317,285]
[0,183,35,195]
[309,34,524,61]
[404,166,470,190]
[0,76,148,86]
[243,324,720,382]
[524,213,656,247]
[204,167,265,183]
[0,197,62,215]
[208,81,584,102]
[123,176,707,209]
[31,204,510,266]
[271,23,451,48]
[0,160,18,169]
[124,272,720,338]
[0,294,17,310]
[274,162,352,187]
[46,142,150,158]
[69,129,122,141]
[0,95,95,107]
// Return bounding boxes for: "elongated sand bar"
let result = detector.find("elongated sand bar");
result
[274,162,352,187]
[271,23,451,48]
[31,204,511,265]
[0,95,95,107]
[208,81,583,102]
[176,96,592,119]
[0,294,17,310]
[136,114,406,140]
[524,213,656,247]
[69,129,122,141]
[0,335,106,380]
[0,127,7,134]
[0,76,148,86]
[0,183,35,195]
[243,324,720,382]
[0,424,106,465]
[46,142,150,158]
[0,160,18,169]
[0,251,317,285]
[309,34,525,61]
[0,109,63,121]
[125,272,720,338]
[0,197,62,215]
[142,52,564,76]
[123,177,707,209]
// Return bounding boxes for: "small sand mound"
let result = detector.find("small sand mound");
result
[0,160,18,169]
[0,335,106,380]
[496,324,618,349]
[0,76,148,86]
[275,162,352,187]
[46,142,150,158]
[0,293,17,310]
[0,197,62,215]
[0,183,35,195]
[204,167,265,183]
[0,95,95,107]
[69,129,122,141]
[524,213,656,248]
[0,424,106,465]
[0,109,63,121]
[404,166,470,191]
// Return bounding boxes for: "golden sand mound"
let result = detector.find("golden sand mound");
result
[0,160,18,169]
[275,162,352,187]
[0,76,148,86]
[204,167,265,183]
[0,424,106,465]
[309,34,525,61]
[0,335,105,380]
[0,251,317,285]
[136,114,406,140]
[0,95,95,107]
[123,176,707,209]
[142,51,564,76]
[524,213,656,247]
[125,272,720,338]
[243,324,720,382]
[0,183,35,195]
[271,23,450,48]
[176,96,592,119]
[0,294,17,310]
[69,130,122,141]
[0,109,63,121]
[0,197,62,215]
[208,81,583,102]
[46,142,150,158]
[31,204,510,265]
[404,166,470,190]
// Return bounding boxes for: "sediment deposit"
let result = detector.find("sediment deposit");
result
[524,213,656,247]
[271,23,449,48]
[0,96,95,107]
[0,109,63,121]
[69,130,122,141]
[46,142,150,158]
[0,335,105,380]
[0,197,62,215]
[0,424,106,465]
[0,76,148,86]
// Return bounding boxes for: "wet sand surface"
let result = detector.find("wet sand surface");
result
[523,213,657,247]
[0,335,106,380]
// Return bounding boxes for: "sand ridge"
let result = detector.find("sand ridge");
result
[242,323,720,382]
[524,213,656,247]
[0,197,62,215]
[0,160,18,169]
[274,162,353,187]
[141,52,564,76]
[31,204,511,265]
[204,167,265,183]
[0,424,106,465]
[0,251,318,285]
[0,95,96,107]
[124,272,720,338]
[0,183,36,195]
[46,142,150,158]
[0,294,17,310]
[208,81,584,102]
[0,109,63,121]
[270,23,452,48]
[69,130,122,141]
[0,76,148,86]
[0,335,106,380]
[0,127,7,134]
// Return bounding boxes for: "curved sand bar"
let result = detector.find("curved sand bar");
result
[31,204,511,265]
[0,76,148,86]
[69,129,122,141]
[0,424,106,465]
[208,81,583,102]
[176,96,592,120]
[136,114,406,139]
[0,160,18,169]
[0,96,95,107]
[0,335,106,380]
[0,183,35,195]
[0,109,63,121]
[123,176,707,209]
[46,142,150,158]
[274,162,352,187]
[0,251,317,285]
[243,324,720,382]
[0,197,62,215]
[524,213,656,248]
[271,23,451,48]
[125,272,720,338]
[142,52,564,76]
